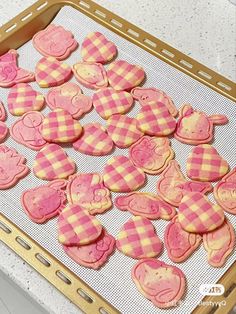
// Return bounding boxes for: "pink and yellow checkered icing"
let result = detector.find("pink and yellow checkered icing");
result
[178,192,225,233]
[58,204,103,246]
[137,102,176,136]
[8,83,44,116]
[116,216,162,259]
[186,144,229,182]
[103,155,146,192]
[73,123,113,156]
[0,102,6,121]
[35,56,71,88]
[81,32,117,64]
[107,60,145,91]
[107,114,143,148]
[0,122,8,143]
[41,109,82,143]
[33,143,76,180]
[92,87,133,119]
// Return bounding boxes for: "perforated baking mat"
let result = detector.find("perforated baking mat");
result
[0,5,235,314]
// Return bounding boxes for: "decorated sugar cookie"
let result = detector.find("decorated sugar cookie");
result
[0,102,6,121]
[0,123,8,143]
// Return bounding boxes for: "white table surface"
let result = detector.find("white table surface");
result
[0,1,235,314]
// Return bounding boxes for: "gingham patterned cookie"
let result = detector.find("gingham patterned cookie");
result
[72,61,108,89]
[73,123,113,156]
[41,109,82,143]
[131,87,178,117]
[186,144,229,182]
[66,173,112,215]
[0,101,6,121]
[8,83,44,116]
[107,114,143,148]
[107,60,145,91]
[129,136,174,174]
[35,56,72,88]
[92,87,133,119]
[0,122,8,143]
[137,103,176,136]
[116,216,162,259]
[58,204,103,246]
[178,192,225,233]
[103,155,146,192]
[0,49,34,88]
[81,32,117,64]
[33,144,76,180]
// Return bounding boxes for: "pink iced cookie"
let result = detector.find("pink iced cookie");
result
[0,145,29,189]
[214,168,236,214]
[35,57,71,88]
[131,87,178,117]
[92,87,133,119]
[58,204,103,246]
[116,216,162,259]
[33,144,76,180]
[0,101,6,121]
[63,229,115,269]
[132,259,186,308]
[46,82,92,119]
[175,104,228,145]
[73,123,113,156]
[103,155,146,192]
[164,216,202,262]
[203,219,235,267]
[21,179,67,223]
[66,173,112,215]
[72,61,108,89]
[33,24,78,60]
[107,114,143,148]
[0,49,34,88]
[115,192,176,220]
[10,111,46,150]
[107,60,145,91]
[156,160,212,207]
[0,122,8,143]
[129,136,174,174]
[81,32,117,64]
[137,103,176,136]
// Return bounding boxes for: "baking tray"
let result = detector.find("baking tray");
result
[0,1,235,314]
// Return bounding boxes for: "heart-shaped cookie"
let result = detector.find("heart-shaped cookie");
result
[10,111,46,150]
[33,144,76,180]
[0,122,8,143]
[58,204,103,246]
[137,102,176,136]
[8,83,44,116]
[35,56,71,88]
[46,82,92,119]
[73,123,113,156]
[116,216,162,259]
[41,109,82,143]
[178,192,225,233]
[0,101,6,121]
[186,144,229,182]
[107,60,145,91]
[103,155,146,192]
[107,114,143,148]
[81,32,117,64]
[92,87,133,119]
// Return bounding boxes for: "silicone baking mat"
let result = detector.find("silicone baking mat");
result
[0,6,235,314]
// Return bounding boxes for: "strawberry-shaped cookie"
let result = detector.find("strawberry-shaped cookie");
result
[66,173,112,215]
[0,49,34,87]
[73,123,113,156]
[175,104,228,145]
[0,122,8,143]
[0,101,6,121]
[21,179,67,223]
[116,216,162,259]
[58,204,103,246]
[10,111,46,150]
[81,32,117,64]
[129,136,174,174]
[92,88,133,119]
[107,60,145,91]
[115,192,176,220]
[214,168,236,214]
[186,144,229,182]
